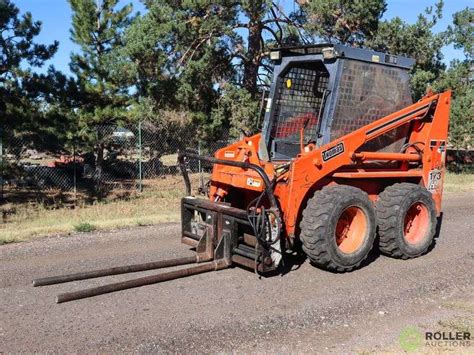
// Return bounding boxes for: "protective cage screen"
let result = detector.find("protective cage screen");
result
[270,62,329,157]
[330,59,413,152]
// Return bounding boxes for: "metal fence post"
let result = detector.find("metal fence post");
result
[198,140,204,190]
[198,141,202,174]
[138,121,143,192]
[73,143,77,201]
[0,125,3,202]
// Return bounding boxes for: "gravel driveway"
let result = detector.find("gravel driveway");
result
[1,191,473,353]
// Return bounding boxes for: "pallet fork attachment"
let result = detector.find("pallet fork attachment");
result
[32,232,232,303]
[33,153,278,303]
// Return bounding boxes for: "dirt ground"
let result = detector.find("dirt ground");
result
[1,192,473,353]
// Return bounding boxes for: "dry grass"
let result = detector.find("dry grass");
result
[1,172,472,244]
[0,195,181,244]
[160,153,179,166]
[443,172,474,193]
[0,175,193,244]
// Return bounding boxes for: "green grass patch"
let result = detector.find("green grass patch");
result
[73,222,96,233]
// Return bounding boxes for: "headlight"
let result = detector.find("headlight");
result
[269,51,281,60]
[322,47,336,60]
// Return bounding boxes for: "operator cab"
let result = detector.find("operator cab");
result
[260,44,415,161]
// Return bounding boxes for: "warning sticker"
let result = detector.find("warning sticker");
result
[224,151,235,158]
[427,169,442,192]
[430,140,446,152]
[246,178,261,188]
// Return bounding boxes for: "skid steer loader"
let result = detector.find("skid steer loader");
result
[34,44,451,303]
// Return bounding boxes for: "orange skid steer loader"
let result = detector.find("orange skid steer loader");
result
[34,44,451,303]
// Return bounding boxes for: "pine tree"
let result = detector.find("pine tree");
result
[68,0,134,166]
[367,1,447,100]
[435,7,474,149]
[0,0,58,130]
[450,7,474,61]
[298,0,387,46]
[122,0,304,140]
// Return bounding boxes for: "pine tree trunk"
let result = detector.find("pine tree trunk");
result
[243,21,262,99]
[96,143,104,173]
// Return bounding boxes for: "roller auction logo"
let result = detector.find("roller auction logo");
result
[399,326,471,352]
[399,326,423,351]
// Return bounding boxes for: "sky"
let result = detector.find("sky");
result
[14,0,469,76]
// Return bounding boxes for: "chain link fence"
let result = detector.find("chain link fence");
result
[3,121,472,208]
[0,122,234,206]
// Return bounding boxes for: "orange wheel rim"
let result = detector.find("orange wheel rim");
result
[404,202,429,244]
[335,206,367,254]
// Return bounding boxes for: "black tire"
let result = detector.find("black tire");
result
[376,183,437,259]
[300,185,377,272]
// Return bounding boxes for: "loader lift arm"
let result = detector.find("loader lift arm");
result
[279,91,450,236]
